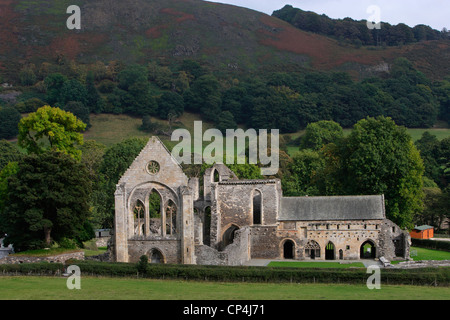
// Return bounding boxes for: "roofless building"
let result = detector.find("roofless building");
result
[114,137,410,265]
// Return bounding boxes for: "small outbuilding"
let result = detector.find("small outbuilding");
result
[410,225,434,239]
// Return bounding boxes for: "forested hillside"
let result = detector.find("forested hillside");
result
[273,5,449,47]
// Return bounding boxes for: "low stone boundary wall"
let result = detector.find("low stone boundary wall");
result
[0,251,84,264]
[393,260,450,269]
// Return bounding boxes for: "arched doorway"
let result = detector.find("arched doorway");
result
[222,225,239,250]
[360,240,376,259]
[149,249,164,264]
[325,242,335,260]
[283,240,295,259]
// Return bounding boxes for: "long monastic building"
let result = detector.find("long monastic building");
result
[114,137,410,265]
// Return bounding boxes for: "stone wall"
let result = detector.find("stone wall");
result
[250,226,281,259]
[127,239,181,264]
[95,237,110,248]
[379,219,411,260]
[0,251,84,264]
[195,227,250,266]
[213,180,280,252]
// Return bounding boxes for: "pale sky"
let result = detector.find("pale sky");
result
[205,0,449,30]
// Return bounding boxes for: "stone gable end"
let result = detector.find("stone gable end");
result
[118,136,188,191]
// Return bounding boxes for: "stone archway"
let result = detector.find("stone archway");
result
[325,241,335,260]
[149,248,165,264]
[360,240,376,259]
[283,240,295,259]
[221,224,239,250]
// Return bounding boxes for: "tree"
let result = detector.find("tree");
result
[64,101,91,130]
[300,120,344,151]
[1,151,92,251]
[0,106,21,139]
[0,140,23,172]
[282,149,325,196]
[335,116,424,229]
[44,73,68,105]
[184,74,222,120]
[18,106,86,160]
[415,132,441,185]
[418,187,448,229]
[58,79,88,106]
[85,71,104,113]
[157,91,184,119]
[117,64,157,116]
[97,137,148,228]
[79,140,107,229]
[216,111,237,134]
[0,162,19,235]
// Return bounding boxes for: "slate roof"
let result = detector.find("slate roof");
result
[279,195,385,221]
[413,225,434,231]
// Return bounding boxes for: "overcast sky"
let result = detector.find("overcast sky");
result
[205,0,449,30]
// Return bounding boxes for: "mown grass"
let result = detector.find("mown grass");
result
[10,248,83,257]
[391,247,450,264]
[0,276,449,300]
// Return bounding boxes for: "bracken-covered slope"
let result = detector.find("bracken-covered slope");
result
[1,0,449,80]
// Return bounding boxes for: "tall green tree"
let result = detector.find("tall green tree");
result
[300,120,344,151]
[282,149,325,196]
[0,106,21,139]
[97,137,148,228]
[0,140,23,172]
[85,71,105,113]
[18,106,86,160]
[44,73,68,105]
[334,116,424,229]
[1,151,92,251]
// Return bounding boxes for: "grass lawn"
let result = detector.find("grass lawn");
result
[267,261,365,268]
[1,276,449,300]
[391,247,450,264]
[10,248,83,257]
[83,113,151,146]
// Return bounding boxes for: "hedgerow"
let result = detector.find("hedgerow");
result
[1,260,448,287]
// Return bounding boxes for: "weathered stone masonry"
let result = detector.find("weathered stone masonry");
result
[114,137,410,265]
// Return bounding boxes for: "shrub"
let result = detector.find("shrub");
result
[137,255,149,275]
[61,260,450,286]
[411,239,450,252]
[58,238,78,249]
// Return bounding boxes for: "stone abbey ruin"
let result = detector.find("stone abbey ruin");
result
[113,137,410,265]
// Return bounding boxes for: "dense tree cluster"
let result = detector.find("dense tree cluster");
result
[272,5,450,47]
[2,57,448,139]
[281,117,426,229]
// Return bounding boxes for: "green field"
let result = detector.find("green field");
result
[393,247,450,263]
[1,276,449,300]
[82,113,450,159]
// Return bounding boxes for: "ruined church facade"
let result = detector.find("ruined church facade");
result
[114,137,410,265]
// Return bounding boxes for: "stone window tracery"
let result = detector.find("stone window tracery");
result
[147,161,160,175]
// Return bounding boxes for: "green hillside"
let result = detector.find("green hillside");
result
[1,0,450,83]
